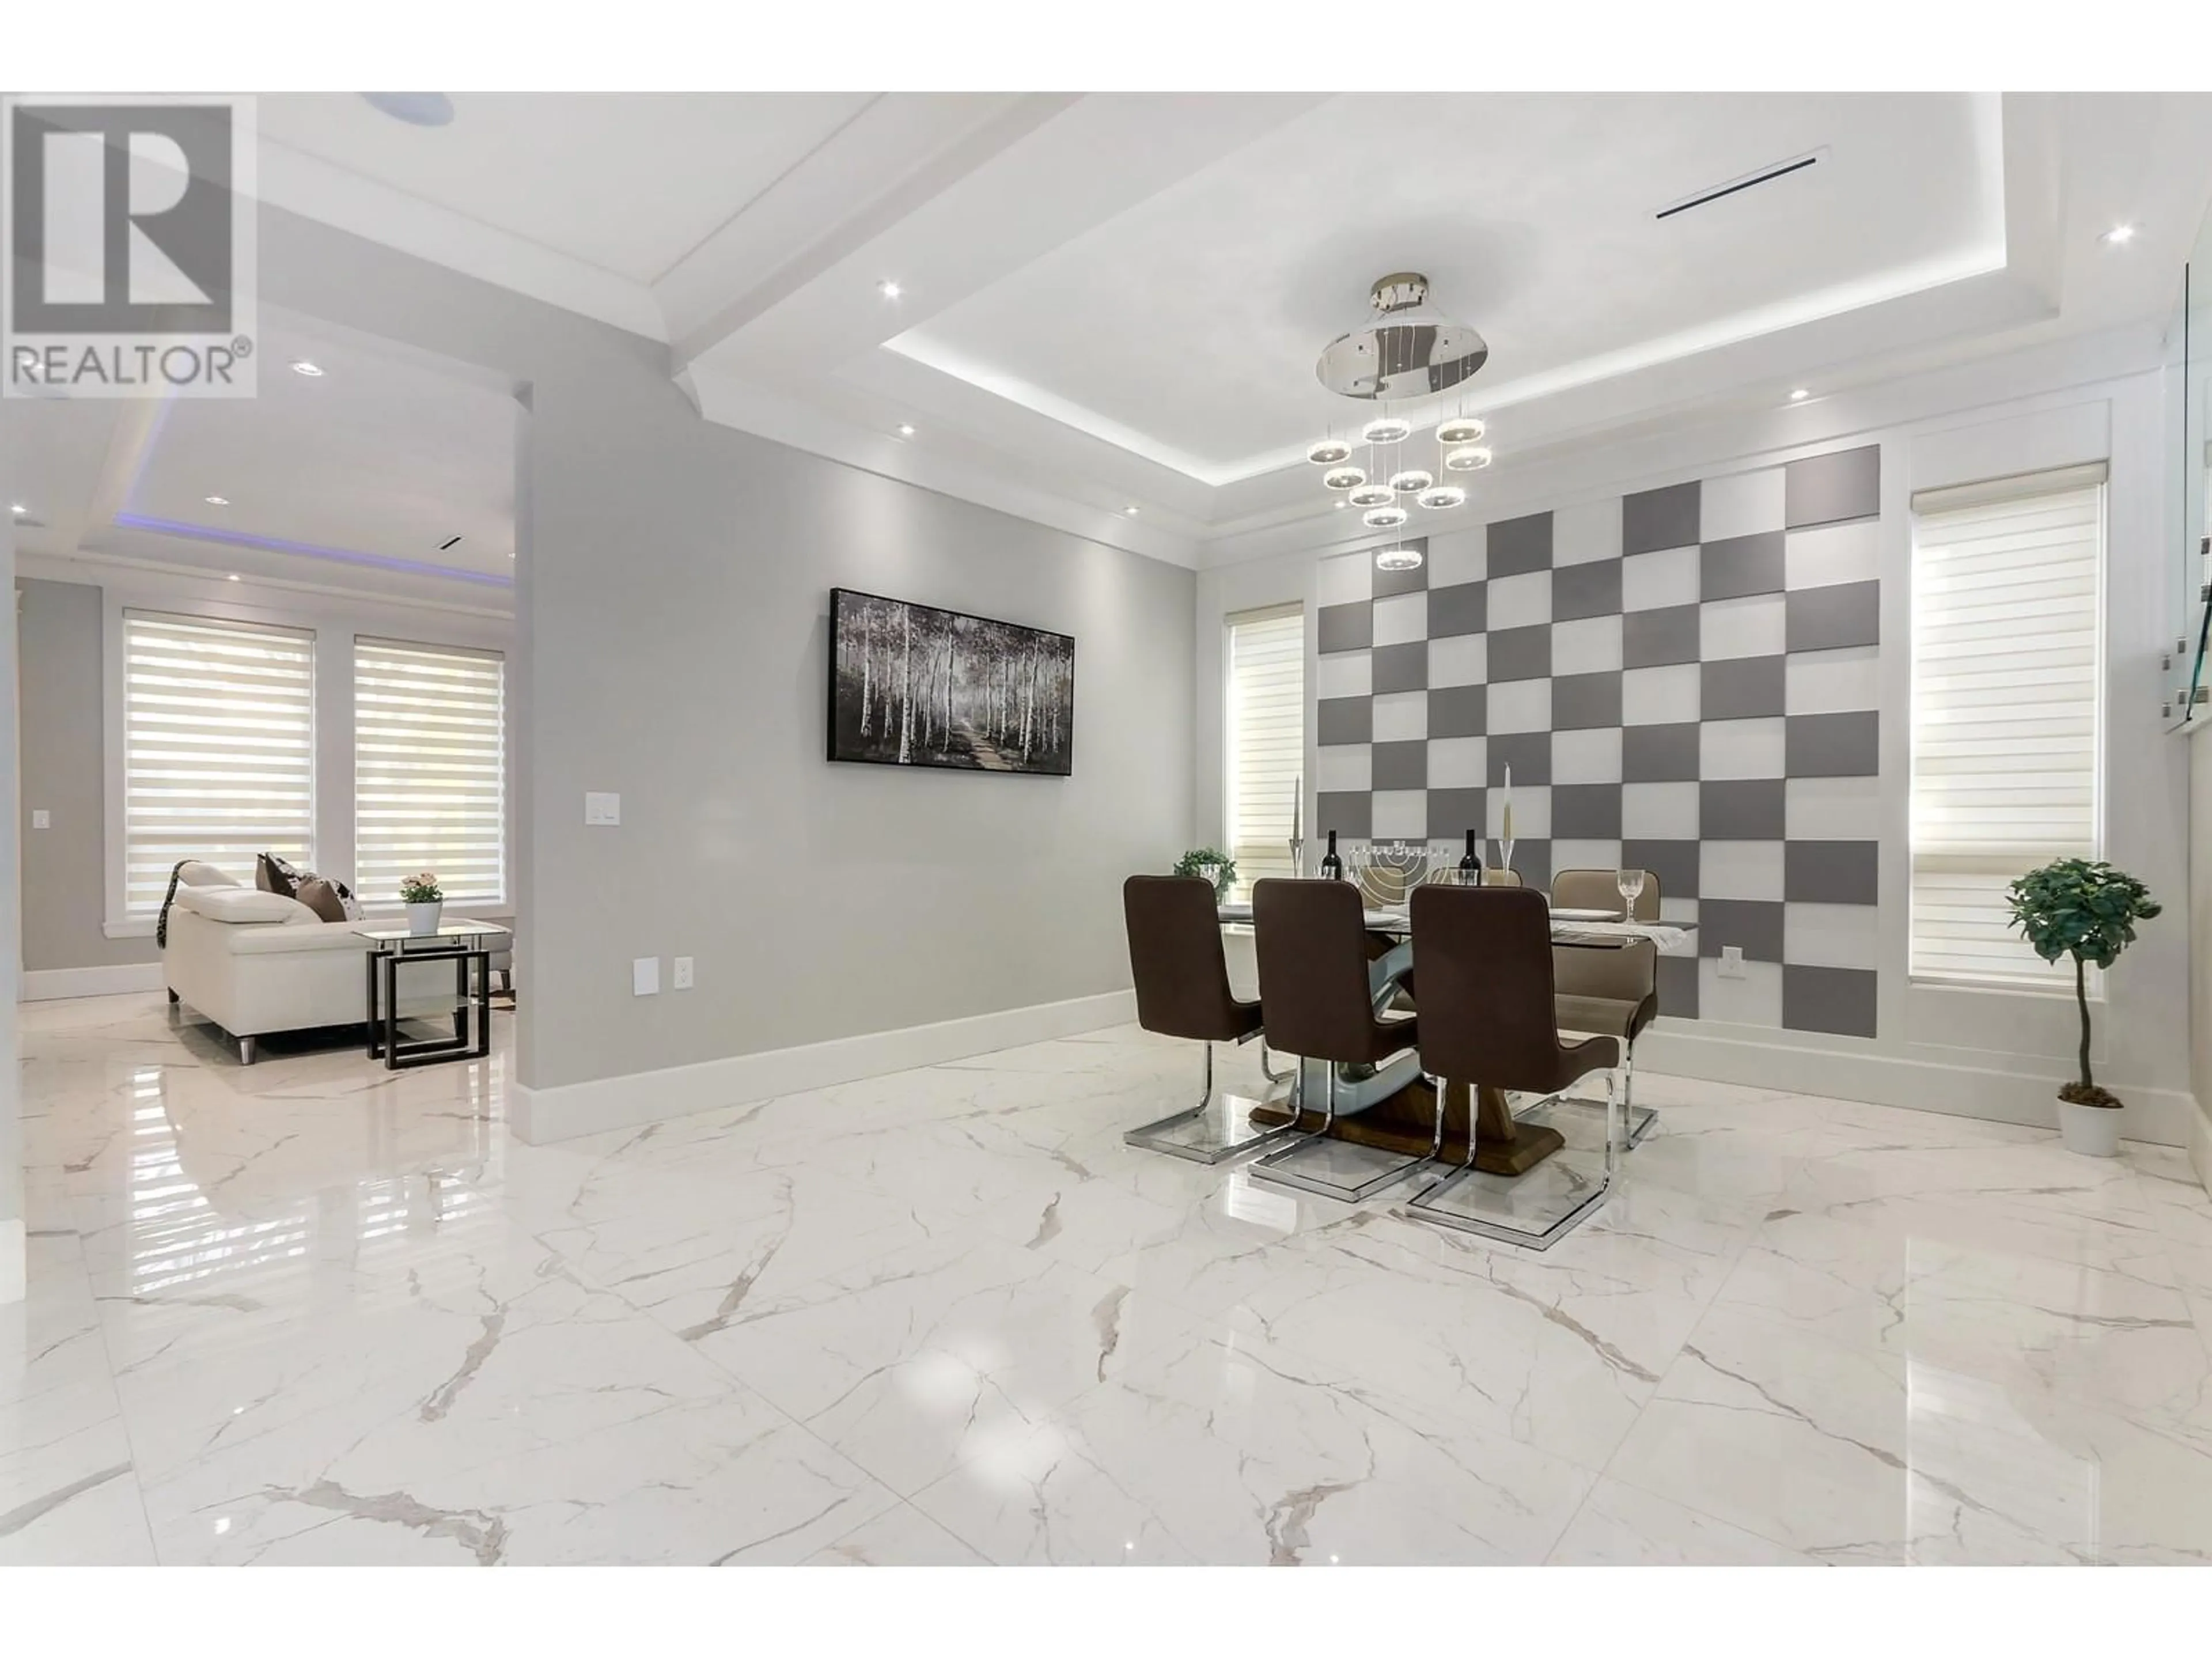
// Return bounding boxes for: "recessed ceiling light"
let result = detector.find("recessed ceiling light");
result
[1787,388,1810,402]
[878,281,903,300]
[1123,505,1139,516]
[204,495,230,505]
[7,502,24,514]
[289,360,324,377]
[226,573,240,582]
[2101,224,2138,246]
[896,422,915,437]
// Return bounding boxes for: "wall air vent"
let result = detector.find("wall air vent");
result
[1656,148,1825,222]
[438,535,463,551]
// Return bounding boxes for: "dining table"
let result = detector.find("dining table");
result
[1217,895,1695,1177]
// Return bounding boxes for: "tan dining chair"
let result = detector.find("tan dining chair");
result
[1404,884,1624,1248]
[1551,869,1662,1143]
[1247,877,1427,1201]
[1481,868,1523,887]
[1120,876,1289,1163]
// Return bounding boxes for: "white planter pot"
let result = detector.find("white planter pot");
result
[2056,1097,2123,1157]
[406,900,444,937]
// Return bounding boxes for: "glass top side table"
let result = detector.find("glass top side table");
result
[360,921,510,1070]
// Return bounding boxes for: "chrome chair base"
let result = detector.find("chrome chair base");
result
[1403,1071,1622,1251]
[1554,1051,1656,1146]
[1248,1058,1430,1203]
[1124,1039,1296,1165]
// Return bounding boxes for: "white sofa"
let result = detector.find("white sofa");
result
[161,863,456,1063]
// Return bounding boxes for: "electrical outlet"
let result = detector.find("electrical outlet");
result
[585,791,622,827]
[632,956,660,996]
[29,809,50,830]
[1718,945,1747,979]
[672,956,694,991]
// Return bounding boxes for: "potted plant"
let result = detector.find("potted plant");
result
[2005,858,2161,1157]
[400,872,445,937]
[1173,847,1238,903]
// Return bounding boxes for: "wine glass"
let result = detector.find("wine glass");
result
[1615,867,1647,921]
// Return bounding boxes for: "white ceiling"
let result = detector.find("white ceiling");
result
[894,93,2005,480]
[18,90,2212,586]
[6,316,519,609]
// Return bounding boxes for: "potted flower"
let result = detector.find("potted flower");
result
[1173,847,1238,902]
[2005,858,2161,1157]
[400,872,445,937]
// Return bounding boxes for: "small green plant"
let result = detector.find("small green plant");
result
[1173,847,1237,901]
[399,871,444,905]
[2006,858,2161,1108]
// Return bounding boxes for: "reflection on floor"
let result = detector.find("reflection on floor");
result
[6,992,2212,1565]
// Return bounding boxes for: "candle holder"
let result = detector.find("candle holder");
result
[1494,838,1516,880]
[1287,835,1305,878]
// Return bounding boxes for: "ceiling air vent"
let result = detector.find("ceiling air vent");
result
[438,534,463,551]
[1656,149,1825,222]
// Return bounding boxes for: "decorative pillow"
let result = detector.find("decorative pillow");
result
[175,885,321,925]
[294,876,351,924]
[256,851,305,898]
[176,860,237,889]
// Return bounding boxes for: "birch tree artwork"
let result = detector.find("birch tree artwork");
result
[829,589,1075,775]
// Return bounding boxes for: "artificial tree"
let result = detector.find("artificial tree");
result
[2005,857,2161,1108]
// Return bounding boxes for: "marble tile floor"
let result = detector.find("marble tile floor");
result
[6,991,2212,1566]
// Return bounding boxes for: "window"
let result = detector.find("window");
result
[1908,464,2104,987]
[1225,604,1304,899]
[122,611,316,916]
[354,638,508,906]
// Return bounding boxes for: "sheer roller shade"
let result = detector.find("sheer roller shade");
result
[123,611,316,916]
[1908,466,2104,988]
[1226,605,1304,899]
[354,637,507,906]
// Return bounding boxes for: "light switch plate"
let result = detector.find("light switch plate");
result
[632,956,660,996]
[1719,945,1747,979]
[585,791,622,827]
[672,956,694,991]
[29,809,50,830]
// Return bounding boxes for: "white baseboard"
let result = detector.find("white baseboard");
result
[2190,1097,2212,1199]
[510,988,1139,1145]
[1639,1018,2195,1147]
[0,1220,24,1306]
[20,963,163,1002]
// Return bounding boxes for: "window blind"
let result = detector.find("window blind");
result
[353,637,507,907]
[123,611,316,915]
[1908,470,2103,988]
[1226,605,1304,899]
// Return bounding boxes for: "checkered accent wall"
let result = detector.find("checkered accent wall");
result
[1313,444,1883,1038]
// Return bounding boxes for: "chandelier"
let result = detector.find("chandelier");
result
[1305,271,1494,573]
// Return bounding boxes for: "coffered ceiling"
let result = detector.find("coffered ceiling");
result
[16,91,2212,592]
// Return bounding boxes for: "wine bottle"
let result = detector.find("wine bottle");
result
[1320,830,1343,881]
[1457,829,1481,874]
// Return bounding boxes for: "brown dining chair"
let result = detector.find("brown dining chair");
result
[1551,869,1662,1145]
[1404,884,1624,1248]
[1247,877,1427,1201]
[1120,875,1289,1163]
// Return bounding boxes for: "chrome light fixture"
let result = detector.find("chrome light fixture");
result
[1360,415,1412,445]
[1363,505,1410,529]
[1443,444,1493,472]
[1388,468,1434,495]
[1306,437,1354,465]
[1435,414,1487,445]
[1319,273,1489,400]
[1346,483,1396,508]
[1374,545,1424,573]
[1417,484,1467,510]
[1321,465,1367,491]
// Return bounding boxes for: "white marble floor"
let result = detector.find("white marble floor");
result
[6,993,2212,1566]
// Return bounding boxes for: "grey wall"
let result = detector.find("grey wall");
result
[249,206,1194,1091]
[17,577,157,974]
[3,497,20,1264]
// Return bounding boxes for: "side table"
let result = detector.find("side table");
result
[361,921,512,1070]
